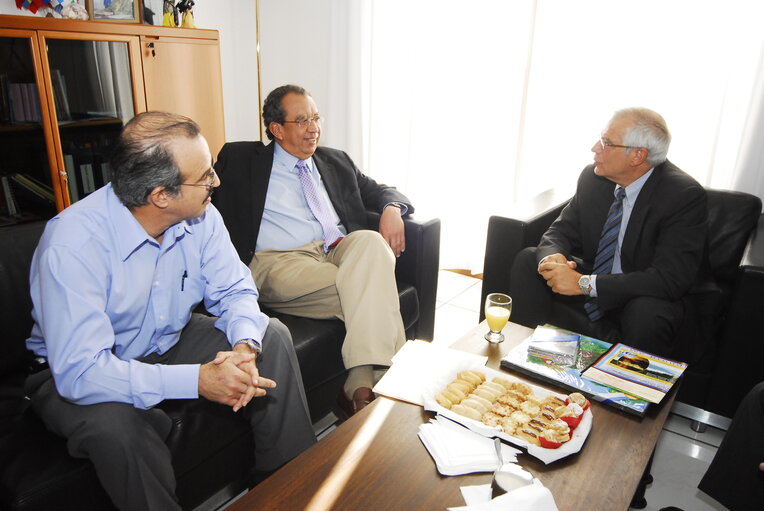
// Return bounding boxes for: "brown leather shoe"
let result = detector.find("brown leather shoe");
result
[338,387,375,416]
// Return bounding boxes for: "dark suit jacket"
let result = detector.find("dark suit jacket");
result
[537,160,708,312]
[213,141,413,264]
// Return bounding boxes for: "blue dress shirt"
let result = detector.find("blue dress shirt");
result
[26,184,269,409]
[256,143,347,252]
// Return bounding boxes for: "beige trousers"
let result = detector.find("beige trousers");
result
[250,230,406,369]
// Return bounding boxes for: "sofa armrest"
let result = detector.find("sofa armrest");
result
[480,191,570,320]
[366,212,441,341]
[706,213,764,418]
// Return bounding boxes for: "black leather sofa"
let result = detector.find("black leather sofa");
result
[0,213,440,511]
[479,187,762,423]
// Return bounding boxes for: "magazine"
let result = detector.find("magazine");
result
[500,326,651,417]
[581,343,687,404]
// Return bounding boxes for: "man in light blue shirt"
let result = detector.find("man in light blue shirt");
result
[25,112,315,511]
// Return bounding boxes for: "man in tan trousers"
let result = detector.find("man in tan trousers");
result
[214,85,412,414]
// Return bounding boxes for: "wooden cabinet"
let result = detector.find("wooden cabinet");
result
[0,15,224,223]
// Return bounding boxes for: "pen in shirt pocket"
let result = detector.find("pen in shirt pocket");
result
[181,270,187,291]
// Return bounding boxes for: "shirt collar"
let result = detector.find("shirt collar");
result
[620,167,654,204]
[107,184,191,261]
[274,142,313,174]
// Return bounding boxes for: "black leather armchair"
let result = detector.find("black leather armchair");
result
[0,213,440,510]
[480,187,761,425]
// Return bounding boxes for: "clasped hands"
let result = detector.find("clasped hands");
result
[537,253,584,296]
[198,344,275,412]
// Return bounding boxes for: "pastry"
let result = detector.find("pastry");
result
[496,393,523,410]
[473,388,499,402]
[451,403,482,421]
[458,370,485,386]
[516,428,540,446]
[508,381,532,396]
[461,397,489,413]
[448,380,473,394]
[520,401,541,417]
[567,392,591,411]
[481,411,503,427]
[490,403,514,417]
[509,410,531,425]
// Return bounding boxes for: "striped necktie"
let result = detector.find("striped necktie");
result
[583,187,626,321]
[296,159,344,252]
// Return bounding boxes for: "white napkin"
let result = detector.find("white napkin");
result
[449,479,559,511]
[418,416,520,476]
[373,340,488,405]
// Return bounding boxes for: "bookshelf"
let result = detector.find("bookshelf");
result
[0,15,225,225]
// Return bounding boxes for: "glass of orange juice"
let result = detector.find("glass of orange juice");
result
[484,293,512,343]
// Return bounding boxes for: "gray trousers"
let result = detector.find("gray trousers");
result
[25,315,316,511]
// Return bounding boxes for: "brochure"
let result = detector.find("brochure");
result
[581,343,687,404]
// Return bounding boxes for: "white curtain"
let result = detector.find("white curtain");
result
[354,0,764,270]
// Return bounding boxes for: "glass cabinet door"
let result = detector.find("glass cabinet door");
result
[0,32,56,224]
[44,36,136,204]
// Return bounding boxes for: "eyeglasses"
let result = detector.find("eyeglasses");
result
[180,168,216,191]
[282,115,322,129]
[599,137,636,150]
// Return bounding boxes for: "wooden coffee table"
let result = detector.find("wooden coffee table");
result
[227,321,675,511]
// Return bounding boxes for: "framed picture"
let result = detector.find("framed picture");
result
[87,0,142,23]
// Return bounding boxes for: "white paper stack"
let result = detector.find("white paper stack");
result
[418,416,520,476]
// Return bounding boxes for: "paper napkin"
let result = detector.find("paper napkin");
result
[417,416,520,476]
[449,479,559,511]
[373,340,488,406]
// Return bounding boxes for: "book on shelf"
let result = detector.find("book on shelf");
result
[527,325,580,366]
[581,343,687,404]
[51,69,71,122]
[501,325,652,417]
[0,176,19,216]
[9,174,55,204]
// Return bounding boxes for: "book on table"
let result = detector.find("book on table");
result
[581,343,687,404]
[500,325,676,417]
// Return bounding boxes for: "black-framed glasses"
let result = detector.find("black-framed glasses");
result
[282,115,322,129]
[180,168,216,191]
[599,137,636,150]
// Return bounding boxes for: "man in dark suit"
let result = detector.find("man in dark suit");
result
[214,85,413,414]
[510,108,708,356]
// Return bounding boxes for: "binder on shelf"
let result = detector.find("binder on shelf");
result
[0,74,10,123]
[80,163,95,195]
[63,153,79,203]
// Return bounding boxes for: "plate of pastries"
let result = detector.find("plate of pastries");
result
[423,365,592,464]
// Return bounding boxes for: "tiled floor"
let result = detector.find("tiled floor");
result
[434,270,729,511]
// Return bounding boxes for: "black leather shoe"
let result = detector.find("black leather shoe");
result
[337,387,374,417]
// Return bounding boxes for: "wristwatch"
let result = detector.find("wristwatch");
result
[234,338,262,356]
[578,275,592,296]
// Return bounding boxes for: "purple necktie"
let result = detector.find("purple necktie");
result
[296,159,344,252]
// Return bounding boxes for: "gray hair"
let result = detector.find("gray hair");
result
[614,107,671,166]
[110,111,201,208]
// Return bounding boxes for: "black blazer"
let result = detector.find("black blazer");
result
[537,160,708,311]
[213,141,413,264]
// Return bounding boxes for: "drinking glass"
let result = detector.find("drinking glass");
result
[484,293,512,343]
